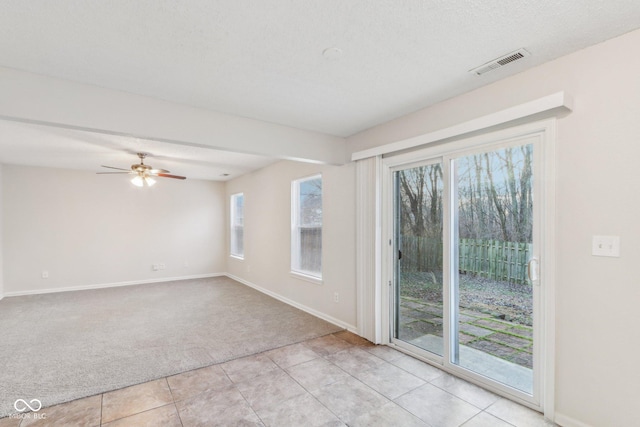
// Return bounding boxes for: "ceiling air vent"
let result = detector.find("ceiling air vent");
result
[469,48,530,76]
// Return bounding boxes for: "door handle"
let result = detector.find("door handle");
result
[398,250,402,260]
[527,257,539,285]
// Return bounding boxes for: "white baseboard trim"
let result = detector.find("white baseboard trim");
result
[3,273,225,297]
[225,273,358,334]
[554,413,592,427]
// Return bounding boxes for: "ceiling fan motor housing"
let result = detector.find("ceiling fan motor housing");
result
[132,163,151,173]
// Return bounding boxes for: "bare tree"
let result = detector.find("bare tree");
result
[398,165,443,239]
[455,145,533,243]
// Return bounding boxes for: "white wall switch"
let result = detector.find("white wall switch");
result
[41,270,49,279]
[592,235,620,257]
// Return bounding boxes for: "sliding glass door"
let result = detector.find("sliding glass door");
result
[391,134,541,403]
[393,161,444,356]
[449,142,536,395]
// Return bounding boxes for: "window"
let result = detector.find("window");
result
[291,175,322,280]
[230,193,244,258]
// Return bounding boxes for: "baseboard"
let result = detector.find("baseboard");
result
[3,273,225,297]
[554,413,592,427]
[225,273,358,333]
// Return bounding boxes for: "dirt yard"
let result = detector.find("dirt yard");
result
[399,271,533,326]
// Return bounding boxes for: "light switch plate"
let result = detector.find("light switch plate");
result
[592,235,620,257]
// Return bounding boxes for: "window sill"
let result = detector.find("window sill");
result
[290,271,323,285]
[229,255,244,261]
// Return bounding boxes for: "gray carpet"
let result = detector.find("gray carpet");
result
[0,276,342,417]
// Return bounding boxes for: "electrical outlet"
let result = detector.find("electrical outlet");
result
[333,292,339,303]
[41,270,49,279]
[159,263,166,270]
[183,260,189,268]
[152,264,159,271]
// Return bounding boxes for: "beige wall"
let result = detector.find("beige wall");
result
[347,29,640,427]
[225,160,357,330]
[2,165,226,294]
[0,164,3,298]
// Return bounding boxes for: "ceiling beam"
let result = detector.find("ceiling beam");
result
[0,67,347,165]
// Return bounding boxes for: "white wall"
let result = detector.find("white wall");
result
[347,29,640,427]
[2,165,225,294]
[225,160,357,330]
[0,164,3,299]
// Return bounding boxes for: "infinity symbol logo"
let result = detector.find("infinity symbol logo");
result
[14,399,42,412]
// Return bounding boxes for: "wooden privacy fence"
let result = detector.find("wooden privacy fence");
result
[459,238,532,284]
[400,236,443,273]
[299,227,322,272]
[401,236,532,285]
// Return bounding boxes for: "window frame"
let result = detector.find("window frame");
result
[291,174,323,283]
[230,192,244,259]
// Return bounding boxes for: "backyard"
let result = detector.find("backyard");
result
[398,271,533,368]
[395,146,535,371]
[400,271,532,325]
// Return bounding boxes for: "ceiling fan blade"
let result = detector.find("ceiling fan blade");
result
[158,173,187,180]
[149,168,170,174]
[101,165,131,171]
[96,172,131,174]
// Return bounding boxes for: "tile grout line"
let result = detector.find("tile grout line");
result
[232,376,267,426]
[176,402,185,427]
[164,376,185,427]
[101,403,178,426]
[311,336,425,424]
[387,361,496,420]
[167,365,235,407]
[479,408,519,427]
[276,334,374,424]
[99,378,175,426]
[355,344,496,425]
[271,353,351,425]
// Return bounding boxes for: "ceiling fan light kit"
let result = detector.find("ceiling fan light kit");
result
[97,153,186,187]
[131,175,156,187]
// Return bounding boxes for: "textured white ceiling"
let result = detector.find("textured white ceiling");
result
[1,1,640,177]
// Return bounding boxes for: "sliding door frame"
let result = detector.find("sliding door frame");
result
[379,119,556,417]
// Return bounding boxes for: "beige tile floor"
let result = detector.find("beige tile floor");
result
[0,331,555,427]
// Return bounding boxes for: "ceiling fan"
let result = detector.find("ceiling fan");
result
[97,153,186,187]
